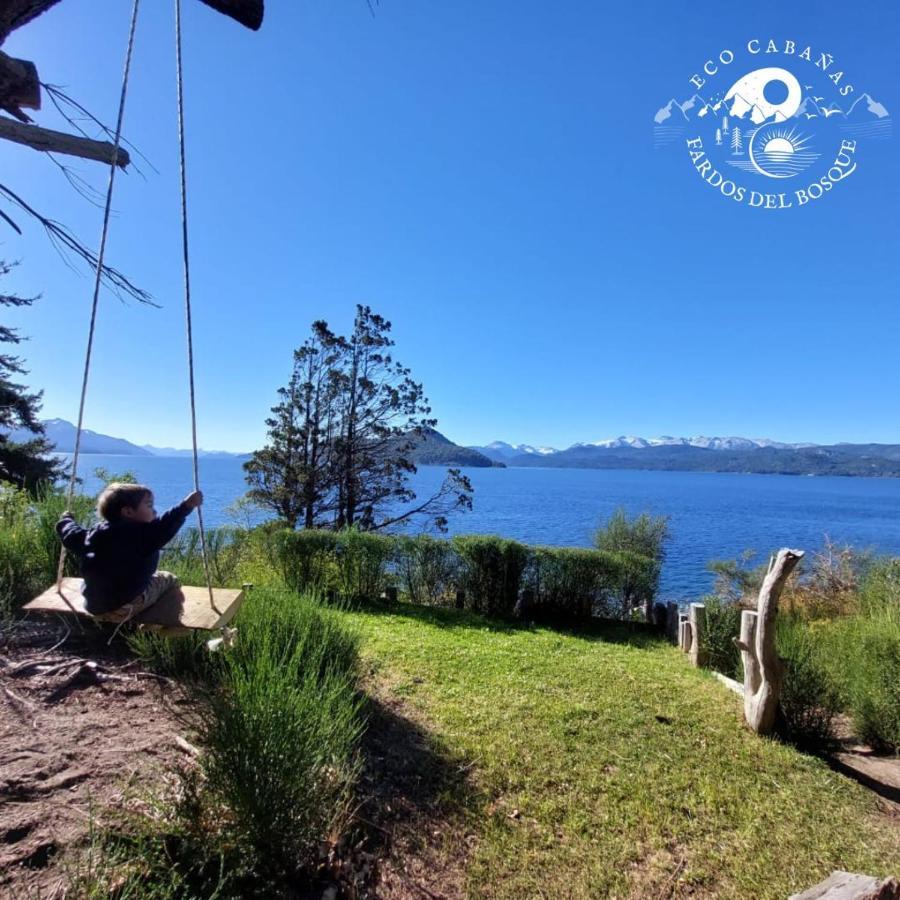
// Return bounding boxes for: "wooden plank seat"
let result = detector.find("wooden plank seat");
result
[24,577,245,637]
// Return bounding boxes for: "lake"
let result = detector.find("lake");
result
[61,455,900,599]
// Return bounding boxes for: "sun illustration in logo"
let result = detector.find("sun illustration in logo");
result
[750,124,818,178]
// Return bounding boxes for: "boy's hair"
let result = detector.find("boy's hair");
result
[97,483,151,521]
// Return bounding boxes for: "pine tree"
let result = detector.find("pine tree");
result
[245,306,472,532]
[730,126,743,154]
[715,128,722,145]
[0,261,62,491]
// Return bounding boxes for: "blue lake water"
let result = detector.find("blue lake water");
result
[62,455,900,600]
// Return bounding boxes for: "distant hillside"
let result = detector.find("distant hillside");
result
[410,429,501,468]
[6,419,152,456]
[5,420,247,457]
[506,443,900,477]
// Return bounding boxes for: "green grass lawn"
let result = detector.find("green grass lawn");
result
[342,602,900,899]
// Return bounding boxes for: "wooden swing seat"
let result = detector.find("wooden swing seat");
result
[24,578,245,637]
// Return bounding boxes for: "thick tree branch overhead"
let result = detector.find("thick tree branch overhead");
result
[0,115,129,166]
[197,0,264,30]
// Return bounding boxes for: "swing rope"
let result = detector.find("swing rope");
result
[56,0,142,592]
[174,0,217,613]
[55,0,218,620]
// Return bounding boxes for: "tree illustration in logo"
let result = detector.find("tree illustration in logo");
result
[730,126,743,154]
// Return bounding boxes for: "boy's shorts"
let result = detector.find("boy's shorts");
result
[89,571,180,624]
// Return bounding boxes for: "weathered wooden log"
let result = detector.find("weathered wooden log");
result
[197,0,263,29]
[735,548,804,735]
[0,51,39,120]
[789,870,900,900]
[688,602,706,667]
[0,116,129,166]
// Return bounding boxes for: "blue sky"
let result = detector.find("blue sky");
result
[2,0,899,452]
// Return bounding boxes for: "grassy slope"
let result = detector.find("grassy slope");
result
[343,603,899,900]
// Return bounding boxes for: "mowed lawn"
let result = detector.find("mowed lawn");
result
[343,603,900,899]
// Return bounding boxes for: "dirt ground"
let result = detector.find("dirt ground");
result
[0,617,192,898]
[0,618,474,900]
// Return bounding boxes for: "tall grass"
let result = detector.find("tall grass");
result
[824,560,900,752]
[0,483,92,615]
[199,587,363,873]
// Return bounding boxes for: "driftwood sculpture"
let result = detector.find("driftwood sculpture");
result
[735,548,804,735]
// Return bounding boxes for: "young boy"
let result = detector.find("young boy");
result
[57,483,203,623]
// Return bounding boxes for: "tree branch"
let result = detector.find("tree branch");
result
[0,115,129,167]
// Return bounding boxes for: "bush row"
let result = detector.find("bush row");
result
[267,529,660,621]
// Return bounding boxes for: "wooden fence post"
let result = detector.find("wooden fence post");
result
[678,615,691,653]
[689,602,706,667]
[666,601,679,642]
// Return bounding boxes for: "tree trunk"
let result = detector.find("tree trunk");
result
[736,548,804,735]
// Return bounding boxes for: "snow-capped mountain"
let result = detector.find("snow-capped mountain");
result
[470,441,558,461]
[477,436,818,462]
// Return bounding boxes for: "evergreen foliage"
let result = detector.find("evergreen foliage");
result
[0,261,62,491]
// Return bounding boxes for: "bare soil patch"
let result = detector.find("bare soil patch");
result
[0,618,191,898]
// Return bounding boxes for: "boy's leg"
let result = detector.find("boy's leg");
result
[132,571,181,615]
[95,571,181,623]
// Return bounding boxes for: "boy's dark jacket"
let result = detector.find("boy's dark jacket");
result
[56,503,191,614]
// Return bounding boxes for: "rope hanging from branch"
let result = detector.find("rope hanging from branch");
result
[175,0,217,612]
[56,0,142,591]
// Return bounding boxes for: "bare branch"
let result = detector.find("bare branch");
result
[0,180,154,305]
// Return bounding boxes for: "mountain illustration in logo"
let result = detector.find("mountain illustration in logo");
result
[654,87,890,126]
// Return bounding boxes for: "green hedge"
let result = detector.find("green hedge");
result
[452,535,529,617]
[266,529,659,623]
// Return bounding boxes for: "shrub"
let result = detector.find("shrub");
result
[699,596,742,679]
[161,526,248,588]
[826,562,900,752]
[594,508,670,563]
[776,615,840,748]
[604,549,660,619]
[199,588,363,874]
[394,533,458,605]
[0,483,93,615]
[527,546,613,622]
[452,535,528,617]
[334,529,394,603]
[270,528,337,593]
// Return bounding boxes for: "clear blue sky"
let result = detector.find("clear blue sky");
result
[2,0,898,452]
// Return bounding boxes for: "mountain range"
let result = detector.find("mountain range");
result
[7,421,900,477]
[469,436,900,477]
[4,419,249,459]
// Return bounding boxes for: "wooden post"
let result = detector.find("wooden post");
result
[689,602,706,667]
[734,548,804,735]
[678,615,691,653]
[666,601,679,642]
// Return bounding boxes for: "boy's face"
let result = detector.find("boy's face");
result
[122,492,156,524]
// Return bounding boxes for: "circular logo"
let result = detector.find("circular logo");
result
[653,40,891,210]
